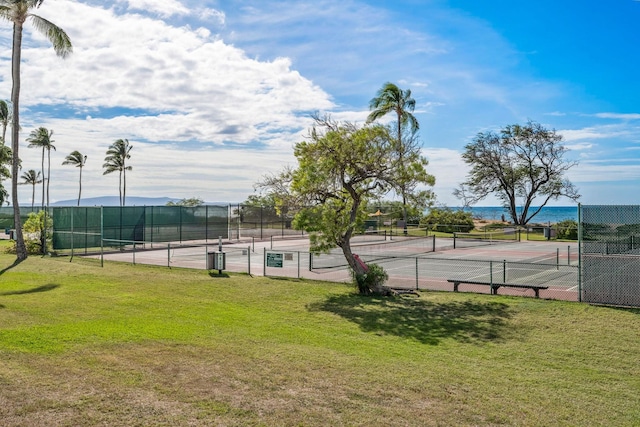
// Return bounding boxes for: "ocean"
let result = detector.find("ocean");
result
[464,206,578,224]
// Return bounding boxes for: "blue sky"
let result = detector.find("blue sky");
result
[1,0,639,206]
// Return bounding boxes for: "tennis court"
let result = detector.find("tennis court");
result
[91,234,579,301]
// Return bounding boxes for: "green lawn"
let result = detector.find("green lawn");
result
[0,244,638,426]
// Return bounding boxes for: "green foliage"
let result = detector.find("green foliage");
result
[11,211,53,254]
[457,121,579,225]
[556,219,578,240]
[289,119,397,253]
[615,223,640,236]
[166,197,204,207]
[420,207,474,233]
[351,263,389,295]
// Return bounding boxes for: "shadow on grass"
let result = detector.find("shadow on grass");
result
[0,258,24,276]
[0,284,60,296]
[208,271,230,278]
[309,294,515,345]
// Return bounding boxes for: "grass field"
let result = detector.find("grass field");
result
[0,243,639,426]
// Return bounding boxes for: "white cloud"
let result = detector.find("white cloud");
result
[0,0,638,207]
[559,126,626,142]
[116,0,190,18]
[594,112,640,120]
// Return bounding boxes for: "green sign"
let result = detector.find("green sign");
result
[266,252,283,268]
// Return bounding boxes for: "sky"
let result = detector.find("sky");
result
[1,0,639,207]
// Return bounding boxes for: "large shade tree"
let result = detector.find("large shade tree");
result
[62,150,87,206]
[259,116,435,295]
[19,169,41,209]
[366,82,422,233]
[455,121,580,225]
[0,0,72,260]
[103,139,132,206]
[26,127,55,208]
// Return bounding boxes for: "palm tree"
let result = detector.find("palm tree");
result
[103,139,132,206]
[19,169,42,210]
[26,127,56,209]
[62,150,87,206]
[366,82,420,234]
[0,0,72,261]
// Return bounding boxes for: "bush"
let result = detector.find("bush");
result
[352,263,389,295]
[556,219,578,240]
[10,211,53,255]
[419,207,474,233]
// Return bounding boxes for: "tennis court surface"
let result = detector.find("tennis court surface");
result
[92,234,579,301]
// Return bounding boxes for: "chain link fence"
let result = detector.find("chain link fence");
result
[580,205,640,307]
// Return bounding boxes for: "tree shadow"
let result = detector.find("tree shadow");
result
[0,258,24,276]
[308,294,516,345]
[208,271,230,278]
[0,284,60,296]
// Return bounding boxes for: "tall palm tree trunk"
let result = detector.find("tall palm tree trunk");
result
[40,146,45,208]
[77,166,82,206]
[11,20,27,261]
[46,148,51,207]
[396,111,409,235]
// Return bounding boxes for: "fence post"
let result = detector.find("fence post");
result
[415,257,419,290]
[248,246,251,275]
[263,247,266,276]
[503,260,506,282]
[556,248,560,270]
[167,243,171,268]
[568,245,571,265]
[432,235,436,252]
[309,252,313,271]
[133,242,136,265]
[100,206,104,268]
[577,203,582,302]
[489,261,493,285]
[298,251,301,279]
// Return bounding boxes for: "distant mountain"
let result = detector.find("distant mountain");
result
[50,196,230,207]
[51,196,179,207]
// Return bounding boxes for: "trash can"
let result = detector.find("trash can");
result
[207,252,226,270]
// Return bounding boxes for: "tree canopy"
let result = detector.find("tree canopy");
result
[103,138,132,206]
[166,197,204,207]
[259,116,434,295]
[366,82,431,233]
[455,121,579,225]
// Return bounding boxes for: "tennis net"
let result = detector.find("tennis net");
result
[453,230,519,249]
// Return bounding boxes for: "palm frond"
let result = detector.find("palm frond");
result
[29,14,72,58]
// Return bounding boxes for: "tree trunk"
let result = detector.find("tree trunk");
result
[123,167,126,207]
[11,22,27,261]
[46,148,51,208]
[41,147,45,209]
[77,166,82,206]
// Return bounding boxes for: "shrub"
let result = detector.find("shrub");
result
[352,263,389,295]
[419,207,474,233]
[556,219,578,240]
[11,211,53,255]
